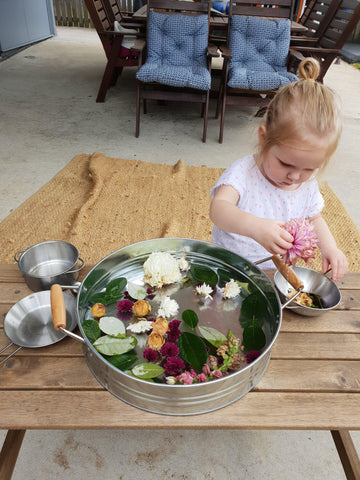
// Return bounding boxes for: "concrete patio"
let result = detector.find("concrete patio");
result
[0,26,359,480]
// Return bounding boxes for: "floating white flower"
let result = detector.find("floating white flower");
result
[157,296,179,318]
[222,279,241,299]
[165,376,177,385]
[195,283,213,300]
[177,256,190,272]
[143,252,181,288]
[126,319,153,334]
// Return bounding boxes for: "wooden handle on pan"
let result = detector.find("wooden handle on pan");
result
[271,255,304,291]
[51,284,66,331]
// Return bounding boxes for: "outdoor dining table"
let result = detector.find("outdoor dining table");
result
[132,5,309,33]
[0,263,359,479]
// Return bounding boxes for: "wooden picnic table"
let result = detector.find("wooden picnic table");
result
[1,264,360,479]
[132,5,309,33]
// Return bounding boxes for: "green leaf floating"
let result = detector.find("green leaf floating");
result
[82,319,101,343]
[190,264,218,286]
[132,363,164,379]
[93,334,137,356]
[242,318,266,351]
[182,309,199,329]
[89,277,127,305]
[198,326,227,348]
[107,353,138,371]
[239,291,268,327]
[178,332,208,371]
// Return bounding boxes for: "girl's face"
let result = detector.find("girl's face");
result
[257,125,328,191]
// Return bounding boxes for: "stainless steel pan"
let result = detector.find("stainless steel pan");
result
[0,290,77,366]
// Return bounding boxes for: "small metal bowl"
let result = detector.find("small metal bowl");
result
[274,266,341,317]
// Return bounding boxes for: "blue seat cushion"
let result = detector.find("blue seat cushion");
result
[228,16,298,90]
[136,11,211,90]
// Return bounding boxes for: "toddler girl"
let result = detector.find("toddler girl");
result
[210,58,348,281]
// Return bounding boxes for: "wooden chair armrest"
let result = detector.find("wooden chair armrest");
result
[207,43,220,57]
[290,36,319,46]
[289,48,305,62]
[131,38,146,53]
[292,46,339,54]
[219,45,232,59]
[120,20,146,29]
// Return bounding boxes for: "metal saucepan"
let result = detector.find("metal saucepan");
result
[50,238,305,416]
[14,240,85,291]
[274,266,341,316]
[0,290,77,367]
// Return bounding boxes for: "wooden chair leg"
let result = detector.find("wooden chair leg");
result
[136,83,141,138]
[96,37,123,103]
[202,92,210,143]
[0,430,26,480]
[331,430,360,480]
[219,88,227,144]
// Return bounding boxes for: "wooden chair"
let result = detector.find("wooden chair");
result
[216,0,301,143]
[135,0,219,142]
[84,0,145,102]
[290,0,360,81]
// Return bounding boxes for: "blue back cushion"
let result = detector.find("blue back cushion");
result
[228,16,298,90]
[136,11,211,90]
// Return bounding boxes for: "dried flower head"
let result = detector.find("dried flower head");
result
[126,319,153,334]
[152,317,169,335]
[143,252,181,287]
[146,331,165,350]
[91,303,106,318]
[132,299,151,317]
[282,217,318,266]
[157,296,179,318]
[117,299,134,313]
[222,279,241,299]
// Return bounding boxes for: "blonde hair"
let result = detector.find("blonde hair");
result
[258,57,342,171]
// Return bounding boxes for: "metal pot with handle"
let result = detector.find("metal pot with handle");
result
[49,238,305,416]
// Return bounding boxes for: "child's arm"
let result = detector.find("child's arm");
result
[210,185,294,255]
[310,214,348,281]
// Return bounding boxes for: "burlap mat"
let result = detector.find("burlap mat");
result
[1,152,359,271]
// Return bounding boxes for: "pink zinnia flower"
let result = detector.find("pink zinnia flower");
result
[143,348,159,362]
[197,373,207,383]
[212,370,223,379]
[160,342,180,358]
[176,371,194,385]
[163,356,185,376]
[202,364,211,376]
[246,350,262,364]
[283,217,318,266]
[117,299,134,312]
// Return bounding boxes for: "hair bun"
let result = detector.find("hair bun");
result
[298,57,321,81]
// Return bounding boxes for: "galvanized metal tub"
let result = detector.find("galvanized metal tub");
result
[75,238,282,415]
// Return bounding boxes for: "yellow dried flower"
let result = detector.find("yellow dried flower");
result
[91,303,106,318]
[146,332,165,350]
[132,299,151,317]
[152,317,169,335]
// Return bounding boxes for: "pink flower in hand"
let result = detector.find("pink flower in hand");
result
[282,217,318,266]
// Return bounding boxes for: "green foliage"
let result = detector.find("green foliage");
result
[107,353,138,371]
[89,277,127,305]
[82,319,100,343]
[182,309,199,329]
[93,334,137,356]
[178,332,208,370]
[198,326,227,348]
[242,317,266,351]
[190,264,218,286]
[132,362,164,379]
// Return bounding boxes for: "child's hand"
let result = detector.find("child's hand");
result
[321,248,348,281]
[252,218,294,255]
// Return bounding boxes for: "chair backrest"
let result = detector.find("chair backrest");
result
[145,0,210,68]
[83,0,115,51]
[298,0,342,37]
[316,0,360,50]
[146,0,210,19]
[229,0,295,20]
